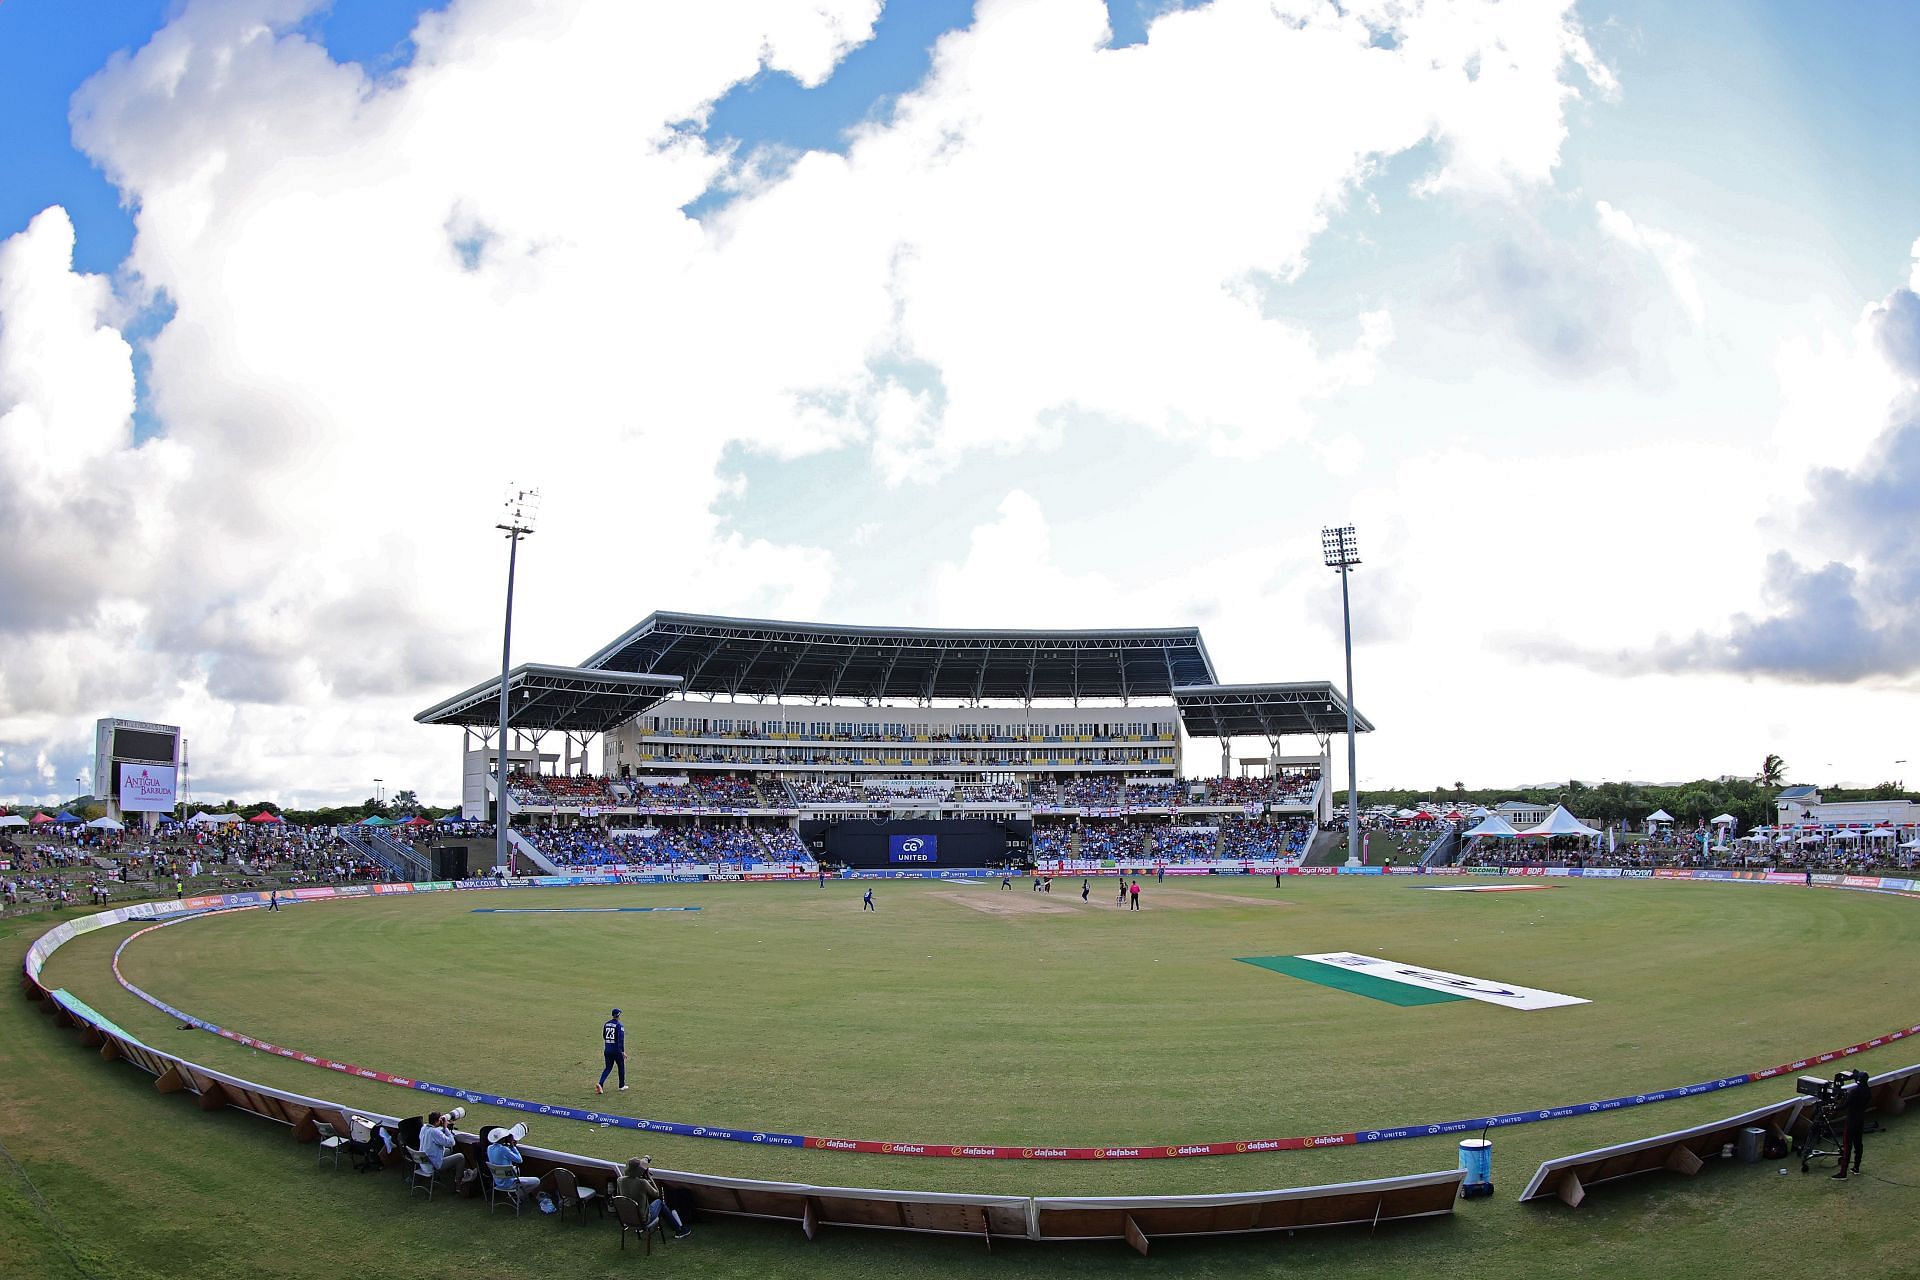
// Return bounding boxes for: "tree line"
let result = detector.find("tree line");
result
[1359,776,1917,831]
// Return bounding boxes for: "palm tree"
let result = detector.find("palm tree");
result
[1760,754,1786,788]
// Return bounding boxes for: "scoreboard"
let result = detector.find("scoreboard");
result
[93,718,181,817]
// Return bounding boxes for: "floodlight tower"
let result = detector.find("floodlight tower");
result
[1321,525,1363,868]
[495,485,540,875]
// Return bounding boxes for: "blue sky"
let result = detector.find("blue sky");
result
[0,1,1916,806]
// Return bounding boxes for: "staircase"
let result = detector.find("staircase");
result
[339,831,426,881]
[506,828,562,875]
[1420,825,1463,868]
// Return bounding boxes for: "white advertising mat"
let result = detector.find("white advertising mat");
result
[1293,952,1590,1010]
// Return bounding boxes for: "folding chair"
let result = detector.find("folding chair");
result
[487,1164,534,1216]
[610,1195,667,1254]
[547,1167,599,1222]
[403,1147,455,1200]
[313,1121,348,1170]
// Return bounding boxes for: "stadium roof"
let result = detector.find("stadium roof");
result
[1172,683,1374,739]
[575,611,1219,702]
[412,664,683,734]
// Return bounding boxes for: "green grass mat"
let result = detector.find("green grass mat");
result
[1235,955,1465,1006]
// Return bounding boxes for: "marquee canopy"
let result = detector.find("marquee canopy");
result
[1520,805,1601,838]
[1463,812,1520,839]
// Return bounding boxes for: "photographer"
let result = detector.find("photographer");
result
[617,1156,692,1239]
[1835,1074,1870,1180]
[487,1127,541,1201]
[418,1111,467,1184]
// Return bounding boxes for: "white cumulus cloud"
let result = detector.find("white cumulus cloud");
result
[1,0,1612,803]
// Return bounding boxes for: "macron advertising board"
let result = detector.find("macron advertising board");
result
[118,763,177,812]
[888,834,938,863]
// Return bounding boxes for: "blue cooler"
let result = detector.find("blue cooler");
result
[1458,1138,1493,1197]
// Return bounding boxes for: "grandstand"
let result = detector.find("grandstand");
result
[415,613,1368,871]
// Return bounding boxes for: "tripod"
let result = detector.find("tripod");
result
[1799,1101,1845,1173]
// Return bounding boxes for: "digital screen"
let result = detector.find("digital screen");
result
[113,728,178,764]
[118,764,177,812]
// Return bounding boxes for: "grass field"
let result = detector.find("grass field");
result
[9,877,1920,1278]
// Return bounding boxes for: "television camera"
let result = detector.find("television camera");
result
[1796,1069,1870,1173]
[1796,1069,1869,1105]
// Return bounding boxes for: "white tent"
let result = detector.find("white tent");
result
[1864,827,1897,840]
[1902,837,1920,851]
[85,816,124,831]
[0,815,26,829]
[1709,813,1737,827]
[1644,809,1675,825]
[1395,809,1418,819]
[1519,805,1601,838]
[1469,806,1491,819]
[1462,812,1521,839]
[1829,829,1861,841]
[186,812,241,827]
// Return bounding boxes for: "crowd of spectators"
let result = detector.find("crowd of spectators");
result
[1033,823,1072,860]
[500,769,1328,813]
[1032,778,1123,808]
[1075,825,1146,860]
[950,782,1025,804]
[644,724,1174,745]
[505,772,616,807]
[1462,837,1916,874]
[1123,781,1185,807]
[518,824,810,868]
[1219,820,1311,861]
[785,779,868,804]
[1151,828,1217,861]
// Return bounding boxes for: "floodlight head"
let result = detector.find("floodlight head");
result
[1321,524,1360,568]
[499,484,541,534]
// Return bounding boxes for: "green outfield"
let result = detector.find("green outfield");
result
[9,877,1920,1278]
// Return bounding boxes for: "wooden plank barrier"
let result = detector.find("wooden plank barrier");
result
[1519,1097,1807,1206]
[1866,1062,1920,1116]
[1031,1170,1466,1255]
[1525,1063,1920,1208]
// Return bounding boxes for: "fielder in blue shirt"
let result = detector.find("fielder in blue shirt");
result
[596,1008,627,1094]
